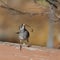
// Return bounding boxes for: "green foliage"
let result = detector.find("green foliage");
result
[36,0,48,7]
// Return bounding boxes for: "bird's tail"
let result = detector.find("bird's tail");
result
[25,24,33,32]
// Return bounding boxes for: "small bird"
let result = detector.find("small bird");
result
[16,24,33,51]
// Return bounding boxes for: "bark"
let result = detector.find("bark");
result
[47,5,55,48]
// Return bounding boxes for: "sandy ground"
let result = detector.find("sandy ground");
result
[0,42,60,60]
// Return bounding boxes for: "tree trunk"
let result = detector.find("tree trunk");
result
[47,5,55,48]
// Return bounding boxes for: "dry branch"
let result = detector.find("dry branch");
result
[0,5,48,16]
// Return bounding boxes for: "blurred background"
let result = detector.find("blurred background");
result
[0,0,60,48]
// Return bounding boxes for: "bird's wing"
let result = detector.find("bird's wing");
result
[16,32,20,34]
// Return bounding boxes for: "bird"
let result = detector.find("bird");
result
[46,0,58,8]
[16,24,33,51]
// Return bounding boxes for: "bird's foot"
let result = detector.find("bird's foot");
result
[20,45,22,51]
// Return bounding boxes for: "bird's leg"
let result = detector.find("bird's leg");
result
[19,40,22,51]
[27,39,31,47]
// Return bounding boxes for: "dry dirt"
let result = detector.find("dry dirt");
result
[0,42,60,60]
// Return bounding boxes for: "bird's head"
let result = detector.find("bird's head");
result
[19,24,25,31]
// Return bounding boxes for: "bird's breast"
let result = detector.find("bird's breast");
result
[19,31,29,40]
